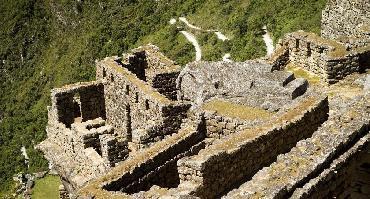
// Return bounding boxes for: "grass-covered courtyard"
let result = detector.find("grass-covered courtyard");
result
[32,175,61,199]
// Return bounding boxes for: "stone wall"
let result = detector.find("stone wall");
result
[71,118,129,167]
[225,96,370,198]
[321,0,370,42]
[96,57,189,149]
[50,81,106,128]
[203,109,267,139]
[272,31,365,83]
[291,133,370,199]
[78,116,207,198]
[120,45,181,100]
[176,96,328,198]
[38,116,132,194]
[152,72,179,100]
[268,0,370,84]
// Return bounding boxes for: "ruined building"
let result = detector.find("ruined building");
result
[271,0,370,84]
[37,0,370,198]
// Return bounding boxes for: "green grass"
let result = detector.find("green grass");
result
[202,99,273,120]
[285,63,321,85]
[31,175,61,199]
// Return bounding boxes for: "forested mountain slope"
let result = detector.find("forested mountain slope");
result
[0,0,326,196]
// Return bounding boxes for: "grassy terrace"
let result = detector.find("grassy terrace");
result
[32,175,61,199]
[202,97,319,155]
[202,99,273,120]
[285,63,321,85]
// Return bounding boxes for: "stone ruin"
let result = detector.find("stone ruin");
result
[37,1,370,198]
[270,0,370,84]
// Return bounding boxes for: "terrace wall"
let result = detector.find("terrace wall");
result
[225,97,370,199]
[177,96,329,198]
[291,133,370,199]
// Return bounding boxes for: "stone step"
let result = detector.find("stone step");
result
[284,78,309,99]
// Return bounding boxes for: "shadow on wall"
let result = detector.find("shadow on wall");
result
[56,83,106,128]
[359,51,370,73]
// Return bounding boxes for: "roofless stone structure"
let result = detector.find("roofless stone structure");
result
[37,0,369,198]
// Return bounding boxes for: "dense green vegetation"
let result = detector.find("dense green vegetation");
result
[0,0,326,197]
[31,175,61,199]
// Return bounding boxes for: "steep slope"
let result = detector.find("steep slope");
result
[0,0,326,196]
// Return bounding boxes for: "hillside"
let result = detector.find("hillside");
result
[0,0,326,196]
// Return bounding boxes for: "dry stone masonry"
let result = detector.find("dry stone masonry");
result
[270,0,369,84]
[37,0,370,198]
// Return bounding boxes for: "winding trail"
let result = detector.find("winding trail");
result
[179,17,202,30]
[174,17,232,61]
[21,146,30,168]
[215,32,229,41]
[180,31,202,61]
[179,17,229,41]
[169,18,177,25]
[262,25,274,56]
[223,53,232,62]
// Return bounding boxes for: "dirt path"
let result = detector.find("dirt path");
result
[180,31,202,61]
[262,25,274,56]
[223,53,232,62]
[173,17,232,61]
[21,146,30,168]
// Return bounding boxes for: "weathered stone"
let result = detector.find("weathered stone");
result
[36,2,370,197]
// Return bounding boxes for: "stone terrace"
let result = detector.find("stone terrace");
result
[38,1,370,197]
[76,59,330,198]
[224,96,370,199]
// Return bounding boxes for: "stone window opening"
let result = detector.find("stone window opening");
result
[94,142,102,156]
[135,92,139,103]
[295,39,300,49]
[359,51,370,73]
[214,81,220,89]
[307,42,312,57]
[125,85,130,95]
[111,74,114,82]
[126,105,132,141]
[73,93,82,123]
[145,99,150,110]
[85,139,103,156]
[103,68,107,78]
